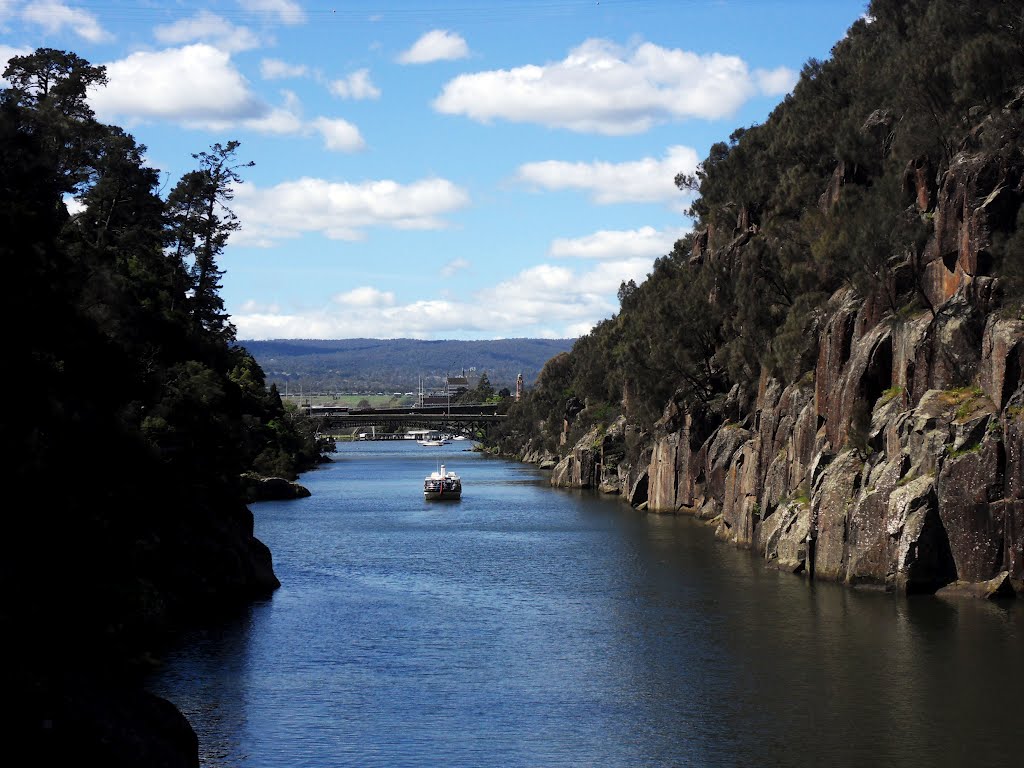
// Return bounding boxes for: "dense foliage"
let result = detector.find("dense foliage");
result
[493,0,1024,455]
[2,49,326,672]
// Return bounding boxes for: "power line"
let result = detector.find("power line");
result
[67,0,697,27]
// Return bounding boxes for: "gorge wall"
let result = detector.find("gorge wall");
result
[514,144,1024,598]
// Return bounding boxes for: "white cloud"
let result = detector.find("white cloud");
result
[398,29,469,64]
[230,208,669,338]
[21,0,110,42]
[434,38,785,134]
[255,235,659,338]
[240,298,281,314]
[154,11,261,53]
[233,301,466,340]
[185,89,304,135]
[333,286,396,307]
[230,249,650,340]
[329,69,380,100]
[440,258,470,277]
[479,257,653,314]
[232,296,578,341]
[755,66,798,95]
[0,43,32,85]
[260,63,381,102]
[237,104,305,134]
[462,254,653,338]
[153,11,262,53]
[88,45,264,123]
[486,264,576,301]
[574,256,655,295]
[231,176,470,246]
[261,58,308,79]
[549,226,690,259]
[87,51,367,146]
[516,145,698,206]
[238,0,305,25]
[312,117,366,152]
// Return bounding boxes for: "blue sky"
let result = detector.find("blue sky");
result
[1,0,869,341]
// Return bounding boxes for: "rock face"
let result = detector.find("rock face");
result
[559,302,1021,594]
[538,152,1024,598]
[549,417,629,490]
[26,683,200,768]
[547,302,1022,596]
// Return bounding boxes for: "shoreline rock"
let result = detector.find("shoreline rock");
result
[241,474,312,503]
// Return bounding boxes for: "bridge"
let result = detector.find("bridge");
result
[300,403,505,439]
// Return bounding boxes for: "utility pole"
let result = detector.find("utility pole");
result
[446,363,454,415]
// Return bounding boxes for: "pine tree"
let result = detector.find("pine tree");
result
[166,140,253,341]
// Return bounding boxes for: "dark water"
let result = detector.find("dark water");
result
[149,441,1023,767]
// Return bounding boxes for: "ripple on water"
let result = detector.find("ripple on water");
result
[151,442,1024,768]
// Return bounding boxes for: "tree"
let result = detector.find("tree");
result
[166,140,253,341]
[1,47,105,116]
[474,372,494,401]
[1,48,108,196]
[4,49,334,763]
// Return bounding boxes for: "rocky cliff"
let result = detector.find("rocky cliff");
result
[514,143,1024,598]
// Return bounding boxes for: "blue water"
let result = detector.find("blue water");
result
[149,440,1024,767]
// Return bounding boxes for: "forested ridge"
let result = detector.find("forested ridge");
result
[488,0,1024,599]
[493,0,1024,455]
[242,336,575,392]
[2,49,328,764]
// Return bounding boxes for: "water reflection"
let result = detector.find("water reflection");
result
[155,609,261,765]
[149,442,1022,767]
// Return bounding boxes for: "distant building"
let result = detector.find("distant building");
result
[418,371,477,406]
[446,375,469,395]
[516,372,523,402]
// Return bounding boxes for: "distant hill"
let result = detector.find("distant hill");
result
[238,337,576,393]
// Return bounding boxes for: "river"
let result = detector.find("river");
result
[148,440,1023,767]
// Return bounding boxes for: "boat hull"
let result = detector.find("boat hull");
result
[424,489,462,500]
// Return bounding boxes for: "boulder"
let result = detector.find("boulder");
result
[935,570,1017,600]
[241,475,312,503]
[773,504,812,573]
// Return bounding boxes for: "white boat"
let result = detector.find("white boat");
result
[417,431,449,446]
[424,464,462,500]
